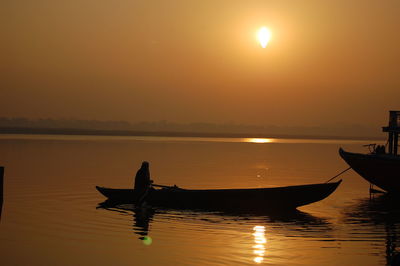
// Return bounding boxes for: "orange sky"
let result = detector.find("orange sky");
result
[1,0,399,128]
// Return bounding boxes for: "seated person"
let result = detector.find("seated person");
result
[134,161,153,204]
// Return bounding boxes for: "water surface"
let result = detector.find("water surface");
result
[0,134,397,265]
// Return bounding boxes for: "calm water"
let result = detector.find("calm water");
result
[0,134,398,265]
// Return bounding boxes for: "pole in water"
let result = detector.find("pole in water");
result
[0,166,3,220]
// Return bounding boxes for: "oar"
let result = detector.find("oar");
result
[136,183,180,208]
[136,184,177,207]
[152,184,175,189]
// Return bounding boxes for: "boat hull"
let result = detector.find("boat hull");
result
[339,148,400,193]
[96,181,341,211]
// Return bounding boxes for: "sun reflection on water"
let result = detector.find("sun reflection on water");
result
[245,138,275,144]
[253,226,266,263]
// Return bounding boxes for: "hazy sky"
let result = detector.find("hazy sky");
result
[1,0,399,128]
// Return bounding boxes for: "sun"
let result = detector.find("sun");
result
[257,27,272,48]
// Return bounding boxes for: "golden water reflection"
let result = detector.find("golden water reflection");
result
[245,138,275,144]
[253,225,267,263]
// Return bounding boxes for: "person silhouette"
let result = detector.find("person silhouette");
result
[134,161,153,206]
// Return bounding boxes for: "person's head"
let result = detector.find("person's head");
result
[141,161,149,169]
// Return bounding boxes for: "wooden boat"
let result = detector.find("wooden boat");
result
[339,148,400,193]
[96,180,342,211]
[339,111,400,193]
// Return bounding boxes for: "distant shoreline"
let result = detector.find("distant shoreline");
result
[0,127,384,141]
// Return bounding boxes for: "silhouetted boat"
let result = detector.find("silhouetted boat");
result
[339,111,400,193]
[339,148,400,193]
[96,180,341,211]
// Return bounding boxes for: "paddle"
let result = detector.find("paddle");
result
[152,184,178,189]
[136,183,181,208]
[136,184,178,207]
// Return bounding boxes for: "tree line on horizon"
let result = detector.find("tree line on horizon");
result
[0,117,382,138]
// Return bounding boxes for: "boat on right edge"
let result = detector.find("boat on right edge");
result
[339,111,400,193]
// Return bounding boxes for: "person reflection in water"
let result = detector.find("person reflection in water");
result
[133,208,155,240]
[134,161,153,206]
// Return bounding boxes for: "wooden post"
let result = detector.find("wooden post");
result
[388,132,394,155]
[0,166,3,220]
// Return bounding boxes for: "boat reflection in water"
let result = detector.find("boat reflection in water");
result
[343,194,400,265]
[97,200,332,264]
[253,225,267,263]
